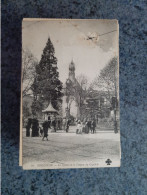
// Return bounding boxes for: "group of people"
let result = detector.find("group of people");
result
[41,119,60,140]
[26,117,97,141]
[62,118,71,132]
[76,119,96,134]
[25,118,59,139]
[26,118,40,137]
[41,118,72,140]
[26,117,71,141]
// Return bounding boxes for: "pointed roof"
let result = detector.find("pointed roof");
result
[69,59,75,71]
[42,102,58,113]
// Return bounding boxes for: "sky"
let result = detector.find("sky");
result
[22,19,119,84]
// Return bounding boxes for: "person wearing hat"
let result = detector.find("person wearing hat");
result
[65,118,70,132]
[42,120,49,141]
[91,119,96,134]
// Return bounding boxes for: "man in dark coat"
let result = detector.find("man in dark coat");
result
[91,120,96,134]
[42,121,49,141]
[87,120,92,133]
[32,118,39,137]
[66,119,70,132]
[26,118,32,137]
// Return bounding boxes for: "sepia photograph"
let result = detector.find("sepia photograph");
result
[21,19,121,169]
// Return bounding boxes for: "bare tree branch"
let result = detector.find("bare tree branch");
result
[91,57,118,103]
[22,48,38,97]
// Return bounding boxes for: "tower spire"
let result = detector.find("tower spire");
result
[69,59,75,81]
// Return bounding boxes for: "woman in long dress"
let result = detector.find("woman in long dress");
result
[84,121,89,134]
[76,120,82,134]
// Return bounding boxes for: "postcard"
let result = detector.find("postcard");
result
[20,19,120,169]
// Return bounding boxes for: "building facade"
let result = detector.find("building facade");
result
[62,60,82,119]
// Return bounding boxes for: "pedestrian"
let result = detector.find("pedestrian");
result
[32,118,39,137]
[39,123,43,137]
[62,118,66,130]
[58,119,62,130]
[57,119,61,130]
[61,118,63,130]
[75,118,78,126]
[66,119,70,132]
[81,121,84,133]
[87,120,92,133]
[52,119,56,132]
[85,120,89,134]
[26,118,32,137]
[76,120,82,134]
[91,120,96,134]
[42,121,49,141]
[82,120,86,133]
[48,119,51,129]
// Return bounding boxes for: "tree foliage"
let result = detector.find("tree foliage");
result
[76,74,89,90]
[23,101,31,126]
[91,57,118,102]
[34,37,63,110]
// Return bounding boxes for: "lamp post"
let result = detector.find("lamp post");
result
[112,97,118,134]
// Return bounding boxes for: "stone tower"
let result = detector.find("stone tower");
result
[68,59,75,82]
[62,59,81,119]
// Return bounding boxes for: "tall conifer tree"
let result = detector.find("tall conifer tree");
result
[35,37,63,110]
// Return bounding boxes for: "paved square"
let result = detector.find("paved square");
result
[22,126,120,169]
